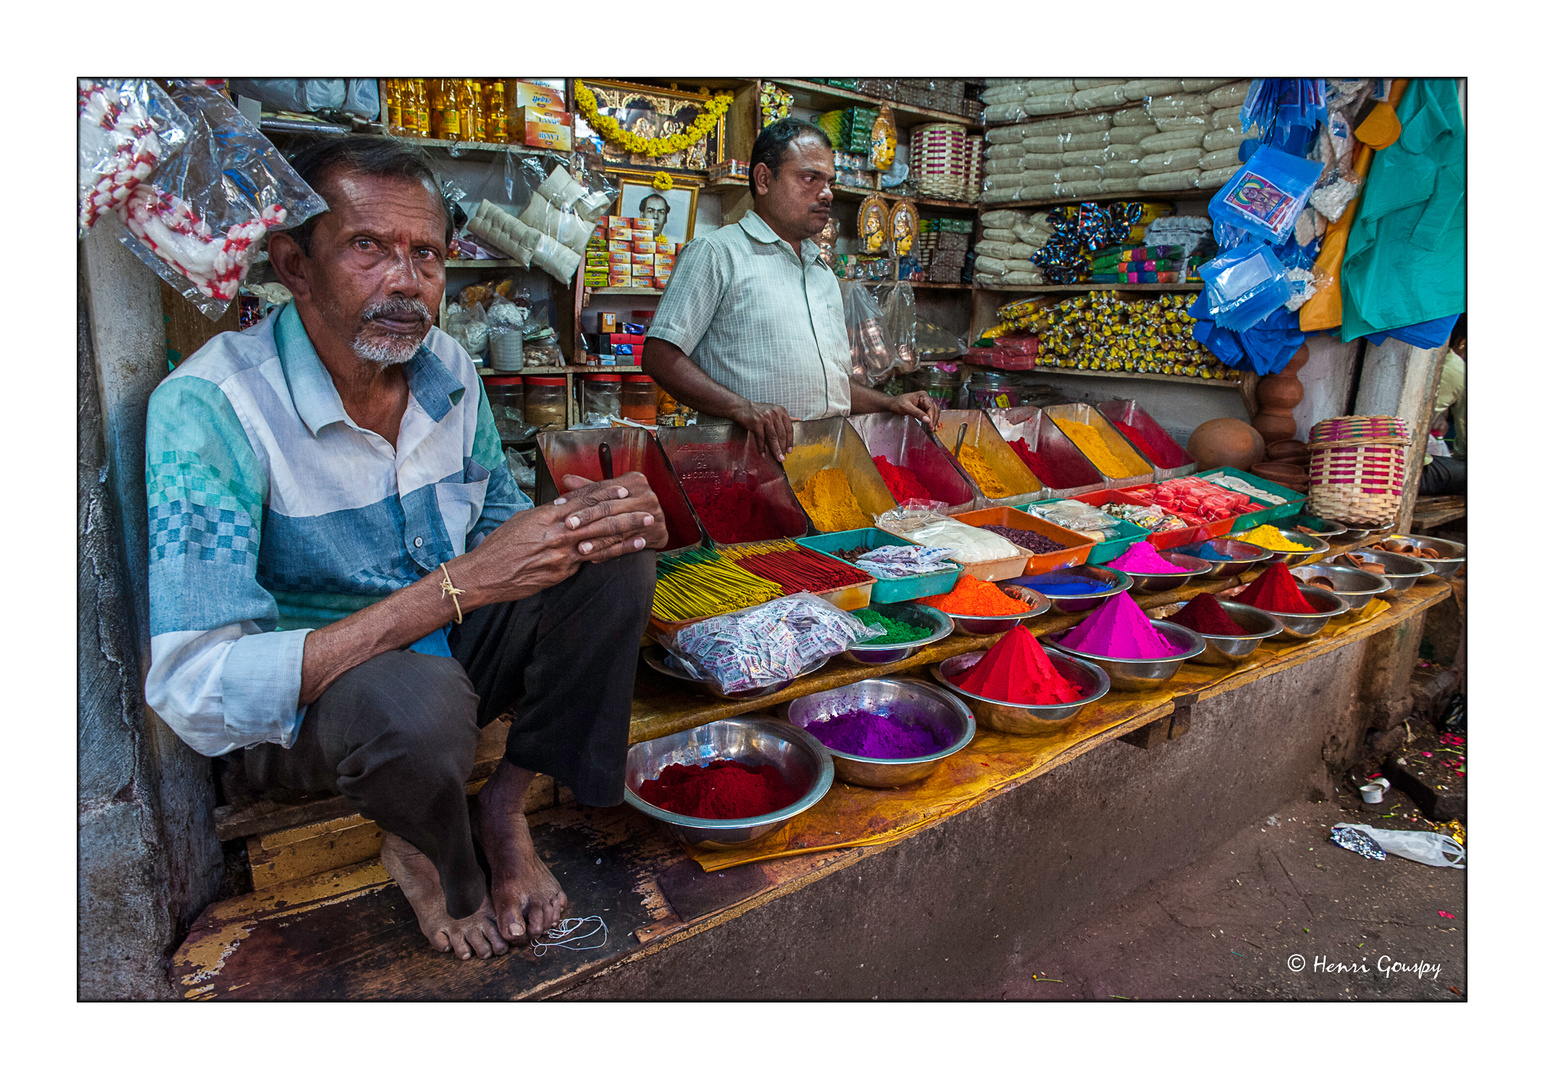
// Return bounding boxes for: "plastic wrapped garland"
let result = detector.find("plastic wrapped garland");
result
[78,79,190,236]
[660,593,882,695]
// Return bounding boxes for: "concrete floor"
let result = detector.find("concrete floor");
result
[992,794,1465,1001]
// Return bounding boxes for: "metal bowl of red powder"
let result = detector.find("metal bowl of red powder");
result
[623,717,834,848]
[1048,620,1206,692]
[1176,600,1284,666]
[1237,584,1349,640]
[932,649,1111,733]
[784,677,976,787]
[933,583,1052,636]
[1288,563,1391,611]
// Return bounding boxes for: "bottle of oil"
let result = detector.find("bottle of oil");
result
[466,81,485,142]
[487,81,508,143]
[433,79,462,141]
[384,79,402,133]
[411,79,430,136]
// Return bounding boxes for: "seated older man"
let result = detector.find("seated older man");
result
[144,137,666,961]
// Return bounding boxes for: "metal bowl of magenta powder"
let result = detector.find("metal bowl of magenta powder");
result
[783,677,976,788]
[843,602,956,666]
[624,717,834,849]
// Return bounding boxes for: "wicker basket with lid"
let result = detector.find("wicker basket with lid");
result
[1306,415,1412,526]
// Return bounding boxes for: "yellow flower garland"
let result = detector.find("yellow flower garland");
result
[574,79,732,159]
[652,171,674,191]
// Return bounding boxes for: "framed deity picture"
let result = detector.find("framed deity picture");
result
[576,79,724,172]
[613,172,699,247]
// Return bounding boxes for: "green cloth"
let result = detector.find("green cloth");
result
[1341,79,1466,342]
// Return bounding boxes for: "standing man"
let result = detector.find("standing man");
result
[643,118,939,460]
[144,137,668,962]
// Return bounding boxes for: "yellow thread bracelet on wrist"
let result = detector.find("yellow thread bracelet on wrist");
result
[439,564,465,624]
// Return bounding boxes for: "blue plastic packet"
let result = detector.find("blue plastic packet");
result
[1199,240,1291,330]
[1208,145,1325,245]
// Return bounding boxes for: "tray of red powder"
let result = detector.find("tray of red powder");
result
[623,717,834,848]
[1158,593,1283,666]
[535,428,704,553]
[848,412,978,513]
[989,406,1106,498]
[1073,489,1227,550]
[951,506,1094,577]
[1222,563,1349,640]
[1096,399,1197,481]
[785,677,976,787]
[933,636,1111,734]
[657,423,813,546]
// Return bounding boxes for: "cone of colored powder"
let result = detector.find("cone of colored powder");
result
[872,456,935,503]
[1234,562,1318,614]
[1058,591,1183,658]
[920,574,1031,616]
[954,624,1085,705]
[1233,524,1312,552]
[1167,592,1247,635]
[1107,540,1192,574]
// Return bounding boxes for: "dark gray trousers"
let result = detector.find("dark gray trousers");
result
[244,550,655,918]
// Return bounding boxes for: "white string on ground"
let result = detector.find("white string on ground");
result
[531,916,608,957]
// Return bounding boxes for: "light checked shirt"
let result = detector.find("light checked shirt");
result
[143,302,531,757]
[648,209,851,420]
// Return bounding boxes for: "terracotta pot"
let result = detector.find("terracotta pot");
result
[1266,439,1311,465]
[1188,418,1265,470]
[1251,462,1307,486]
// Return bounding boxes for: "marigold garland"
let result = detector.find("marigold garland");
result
[574,79,732,159]
[652,171,674,191]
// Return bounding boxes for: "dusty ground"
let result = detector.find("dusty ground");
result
[991,790,1465,1001]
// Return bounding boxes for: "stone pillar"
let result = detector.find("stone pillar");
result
[78,230,222,999]
[1352,337,1446,530]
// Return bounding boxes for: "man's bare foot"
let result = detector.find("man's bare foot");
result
[476,761,567,944]
[379,832,507,960]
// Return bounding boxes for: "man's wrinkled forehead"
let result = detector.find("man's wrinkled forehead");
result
[312,167,449,241]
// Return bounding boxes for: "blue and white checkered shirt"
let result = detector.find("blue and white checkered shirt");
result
[143,303,531,757]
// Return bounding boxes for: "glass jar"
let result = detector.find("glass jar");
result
[523,375,568,431]
[620,374,658,423]
[483,377,525,442]
[582,372,621,423]
[966,370,1019,410]
[905,365,964,409]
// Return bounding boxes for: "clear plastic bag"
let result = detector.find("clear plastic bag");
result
[878,282,918,374]
[500,150,619,283]
[228,78,345,114]
[1331,824,1465,868]
[106,81,327,319]
[444,301,490,360]
[843,281,897,387]
[78,79,191,237]
[1208,144,1325,244]
[1199,240,1290,331]
[874,506,1020,563]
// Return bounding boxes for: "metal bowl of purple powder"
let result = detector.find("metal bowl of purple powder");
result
[783,677,976,788]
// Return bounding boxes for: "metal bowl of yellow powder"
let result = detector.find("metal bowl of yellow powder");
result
[1227,525,1330,568]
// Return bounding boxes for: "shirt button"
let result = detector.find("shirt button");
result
[413,537,424,548]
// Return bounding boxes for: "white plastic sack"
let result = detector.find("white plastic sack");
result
[1333,824,1465,868]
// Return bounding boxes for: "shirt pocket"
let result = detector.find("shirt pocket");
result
[434,459,490,556]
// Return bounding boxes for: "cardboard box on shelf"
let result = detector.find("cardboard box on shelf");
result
[513,81,566,111]
[608,226,634,243]
[513,106,572,150]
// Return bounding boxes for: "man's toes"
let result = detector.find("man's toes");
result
[502,908,529,945]
[431,929,453,954]
[476,916,509,956]
[445,927,474,961]
[465,924,494,960]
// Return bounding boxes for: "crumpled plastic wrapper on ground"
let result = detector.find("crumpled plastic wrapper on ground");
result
[1331,824,1387,860]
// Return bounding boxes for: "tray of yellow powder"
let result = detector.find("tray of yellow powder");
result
[934,409,1043,508]
[782,418,899,533]
[1043,403,1155,486]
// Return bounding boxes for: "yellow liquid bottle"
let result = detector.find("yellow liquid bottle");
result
[442,79,462,140]
[467,81,485,142]
[413,79,430,136]
[384,79,402,133]
[487,80,508,142]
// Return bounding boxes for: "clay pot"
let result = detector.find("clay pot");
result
[1187,418,1266,470]
[1266,439,1310,465]
[1251,461,1307,483]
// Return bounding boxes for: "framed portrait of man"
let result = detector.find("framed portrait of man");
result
[613,173,698,247]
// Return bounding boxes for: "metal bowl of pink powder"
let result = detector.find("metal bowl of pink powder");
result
[1049,619,1206,691]
[784,677,976,788]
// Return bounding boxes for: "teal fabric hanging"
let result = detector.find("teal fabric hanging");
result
[1340,79,1466,342]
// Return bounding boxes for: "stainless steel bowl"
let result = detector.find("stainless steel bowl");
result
[1338,525,1384,544]
[1047,620,1205,691]
[623,717,834,849]
[1227,528,1331,568]
[1288,562,1392,611]
[843,603,955,666]
[783,677,975,788]
[1246,584,1350,640]
[1175,600,1283,666]
[1007,565,1133,615]
[932,648,1111,734]
[933,583,1051,636]
[642,644,828,701]
[1384,534,1466,580]
[1119,552,1215,594]
[1169,538,1272,579]
[1336,548,1432,593]
[1279,513,1348,539]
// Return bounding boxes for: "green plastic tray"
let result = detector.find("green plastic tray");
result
[1195,467,1306,529]
[796,528,960,605]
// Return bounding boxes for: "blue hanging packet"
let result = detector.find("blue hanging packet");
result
[1208,145,1324,245]
[1199,240,1291,332]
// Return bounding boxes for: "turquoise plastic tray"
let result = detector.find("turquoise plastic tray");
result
[1194,467,1306,529]
[1010,503,1152,566]
[796,528,961,605]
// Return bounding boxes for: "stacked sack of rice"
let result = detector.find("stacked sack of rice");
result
[979,78,1254,204]
[972,209,1053,287]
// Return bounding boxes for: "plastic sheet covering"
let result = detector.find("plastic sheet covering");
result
[101,81,326,319]
[843,282,898,387]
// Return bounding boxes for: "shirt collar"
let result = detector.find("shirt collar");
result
[739,210,820,263]
[274,303,465,435]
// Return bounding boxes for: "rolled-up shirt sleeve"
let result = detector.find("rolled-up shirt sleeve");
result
[646,237,727,357]
[144,374,310,757]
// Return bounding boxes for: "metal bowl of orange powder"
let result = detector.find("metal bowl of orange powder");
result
[921,578,1051,636]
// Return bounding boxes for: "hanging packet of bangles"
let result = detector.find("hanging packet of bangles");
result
[97,81,328,320]
[1207,144,1324,246]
